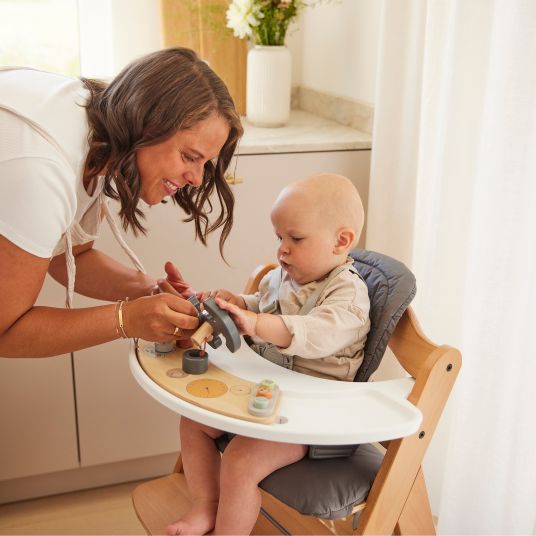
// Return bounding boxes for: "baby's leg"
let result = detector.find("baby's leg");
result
[166,417,225,536]
[215,437,307,535]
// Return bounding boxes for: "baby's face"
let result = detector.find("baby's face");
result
[271,198,340,284]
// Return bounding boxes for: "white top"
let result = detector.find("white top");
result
[0,68,144,306]
[0,67,103,257]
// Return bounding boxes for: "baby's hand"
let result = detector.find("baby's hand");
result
[197,289,245,309]
[215,297,257,337]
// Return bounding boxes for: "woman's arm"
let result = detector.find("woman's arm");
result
[0,236,199,358]
[48,242,157,301]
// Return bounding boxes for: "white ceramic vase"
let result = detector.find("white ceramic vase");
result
[246,45,291,127]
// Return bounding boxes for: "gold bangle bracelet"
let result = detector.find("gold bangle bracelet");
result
[117,300,129,339]
[114,301,121,338]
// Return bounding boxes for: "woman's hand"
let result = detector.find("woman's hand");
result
[215,297,257,337]
[122,293,199,343]
[197,289,246,308]
[163,261,196,298]
[156,276,199,348]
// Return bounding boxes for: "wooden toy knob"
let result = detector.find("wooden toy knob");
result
[191,322,214,349]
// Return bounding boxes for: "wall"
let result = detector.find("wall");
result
[78,0,381,106]
[78,0,162,78]
[289,0,382,105]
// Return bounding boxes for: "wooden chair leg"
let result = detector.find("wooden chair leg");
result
[394,467,435,536]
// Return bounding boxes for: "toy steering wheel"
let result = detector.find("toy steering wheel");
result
[189,296,241,353]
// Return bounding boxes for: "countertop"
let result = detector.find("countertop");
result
[237,110,372,155]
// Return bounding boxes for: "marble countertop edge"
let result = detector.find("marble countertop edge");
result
[237,110,372,155]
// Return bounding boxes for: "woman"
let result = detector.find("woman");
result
[0,47,243,358]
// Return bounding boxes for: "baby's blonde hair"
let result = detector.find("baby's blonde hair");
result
[279,173,365,248]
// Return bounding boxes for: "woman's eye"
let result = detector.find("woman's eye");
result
[181,152,196,163]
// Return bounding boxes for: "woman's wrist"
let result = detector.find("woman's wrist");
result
[140,275,158,297]
[115,298,130,338]
[122,273,157,300]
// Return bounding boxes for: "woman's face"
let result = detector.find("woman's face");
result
[136,112,230,205]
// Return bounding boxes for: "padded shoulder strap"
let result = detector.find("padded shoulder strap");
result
[299,263,358,316]
[261,267,282,314]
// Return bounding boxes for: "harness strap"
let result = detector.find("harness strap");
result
[261,267,282,314]
[299,263,358,315]
[261,262,357,316]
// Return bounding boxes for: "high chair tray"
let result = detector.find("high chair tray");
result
[130,338,422,445]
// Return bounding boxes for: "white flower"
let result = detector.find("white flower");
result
[226,0,263,40]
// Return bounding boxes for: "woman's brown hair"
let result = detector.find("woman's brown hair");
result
[81,47,243,256]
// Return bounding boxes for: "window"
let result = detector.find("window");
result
[0,0,80,76]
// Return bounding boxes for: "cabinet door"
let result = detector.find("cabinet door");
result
[0,276,79,481]
[72,219,182,467]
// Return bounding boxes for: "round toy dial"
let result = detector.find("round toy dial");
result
[186,379,228,398]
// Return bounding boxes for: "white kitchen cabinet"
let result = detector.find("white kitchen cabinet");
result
[0,277,79,481]
[71,241,182,468]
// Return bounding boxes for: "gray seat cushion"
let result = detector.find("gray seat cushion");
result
[216,435,383,519]
[260,443,384,519]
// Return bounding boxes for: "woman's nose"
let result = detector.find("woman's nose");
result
[184,164,204,187]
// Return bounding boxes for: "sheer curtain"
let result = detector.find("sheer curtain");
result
[367,1,536,533]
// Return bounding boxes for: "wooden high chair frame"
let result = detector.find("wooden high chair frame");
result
[132,263,461,535]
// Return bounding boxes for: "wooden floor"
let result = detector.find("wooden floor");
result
[0,481,282,536]
[0,481,146,535]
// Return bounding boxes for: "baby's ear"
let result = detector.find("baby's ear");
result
[334,228,356,254]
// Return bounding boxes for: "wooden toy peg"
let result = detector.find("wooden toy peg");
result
[191,322,214,349]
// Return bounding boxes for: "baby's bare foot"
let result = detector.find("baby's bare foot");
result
[166,499,218,536]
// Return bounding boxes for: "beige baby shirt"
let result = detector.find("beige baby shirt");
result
[242,260,371,381]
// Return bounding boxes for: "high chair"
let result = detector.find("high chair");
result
[131,249,461,535]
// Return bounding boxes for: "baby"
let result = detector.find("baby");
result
[166,173,371,536]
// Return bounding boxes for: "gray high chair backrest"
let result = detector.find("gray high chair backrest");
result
[351,248,417,382]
